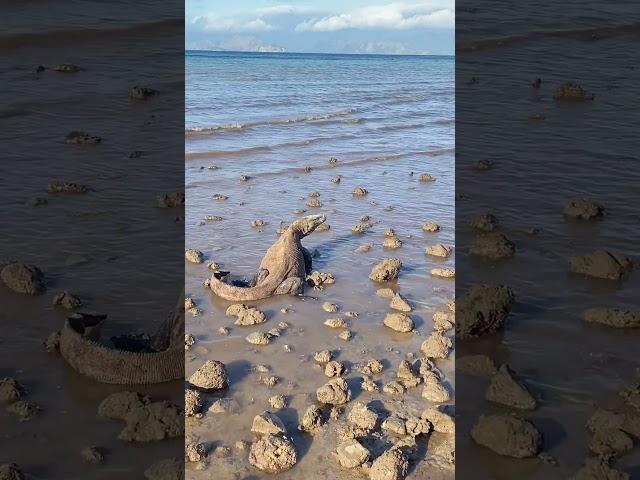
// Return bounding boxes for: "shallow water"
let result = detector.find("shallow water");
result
[185,52,455,478]
[456,2,640,478]
[1,3,184,478]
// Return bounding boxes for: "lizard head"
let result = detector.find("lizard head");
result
[290,214,326,237]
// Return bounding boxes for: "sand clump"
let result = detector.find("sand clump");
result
[325,318,347,328]
[188,360,229,391]
[0,378,23,403]
[325,361,346,377]
[419,173,436,183]
[422,408,455,434]
[420,333,452,359]
[323,302,339,313]
[226,304,267,326]
[486,365,537,410]
[470,213,498,232]
[570,250,632,280]
[1,263,45,295]
[471,414,542,458]
[370,259,402,282]
[554,82,594,101]
[65,130,101,144]
[0,464,24,480]
[389,293,412,312]
[335,439,370,468]
[425,244,452,258]
[383,313,414,333]
[369,447,409,480]
[299,405,325,433]
[81,446,104,464]
[97,392,182,442]
[456,355,497,377]
[317,378,352,405]
[185,249,204,264]
[269,395,287,410]
[184,389,203,417]
[249,434,297,473]
[431,268,455,279]
[307,271,335,288]
[352,187,368,196]
[144,458,183,480]
[422,223,440,232]
[422,374,450,403]
[583,308,640,328]
[470,233,515,259]
[251,411,287,436]
[52,291,82,309]
[383,236,403,249]
[456,284,515,338]
[564,198,603,220]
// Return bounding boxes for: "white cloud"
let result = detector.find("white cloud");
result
[192,15,276,32]
[295,2,454,32]
[255,4,322,16]
[188,36,286,53]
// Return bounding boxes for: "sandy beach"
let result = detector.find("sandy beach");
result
[185,52,455,478]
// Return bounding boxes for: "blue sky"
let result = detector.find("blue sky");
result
[186,1,454,55]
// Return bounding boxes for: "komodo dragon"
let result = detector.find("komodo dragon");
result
[209,214,326,301]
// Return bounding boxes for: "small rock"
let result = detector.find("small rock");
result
[554,82,594,101]
[383,312,414,333]
[306,197,322,208]
[347,402,378,431]
[65,130,100,144]
[570,250,632,280]
[81,446,104,464]
[422,223,440,233]
[425,244,453,258]
[389,293,412,312]
[313,350,332,363]
[470,213,498,232]
[456,284,515,338]
[249,435,297,473]
[1,263,45,295]
[486,365,537,410]
[268,395,286,410]
[471,414,542,458]
[323,302,339,313]
[189,360,229,391]
[251,411,287,436]
[339,329,353,341]
[185,389,203,417]
[420,333,452,359]
[185,249,204,264]
[6,400,40,420]
[377,288,395,299]
[419,173,435,183]
[299,405,324,433]
[352,187,368,196]
[564,198,603,220]
[470,233,515,259]
[335,439,370,468]
[456,355,497,377]
[185,443,207,462]
[421,374,450,403]
[325,361,345,377]
[325,318,347,328]
[370,258,402,282]
[383,381,406,396]
[356,243,373,253]
[422,408,455,434]
[369,448,408,480]
[317,378,351,405]
[0,464,24,480]
[383,236,402,249]
[0,378,22,403]
[246,332,272,345]
[583,308,640,328]
[144,458,182,480]
[430,268,455,279]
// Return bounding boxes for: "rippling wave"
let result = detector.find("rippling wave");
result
[185,109,359,137]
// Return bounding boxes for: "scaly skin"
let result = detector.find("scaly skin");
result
[209,215,326,301]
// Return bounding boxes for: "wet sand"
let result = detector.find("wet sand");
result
[1,3,184,478]
[185,150,455,479]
